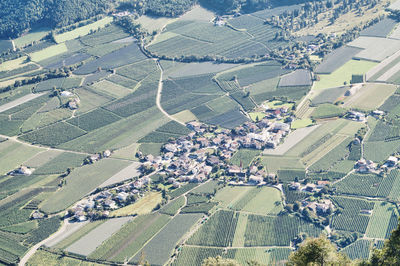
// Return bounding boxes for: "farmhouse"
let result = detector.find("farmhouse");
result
[385,156,399,168]
[11,166,33,176]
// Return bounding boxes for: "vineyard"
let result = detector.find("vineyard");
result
[187,210,238,247]
[331,197,374,233]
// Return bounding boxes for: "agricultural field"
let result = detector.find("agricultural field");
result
[40,159,130,213]
[342,83,396,111]
[313,60,377,90]
[0,2,400,265]
[110,192,162,217]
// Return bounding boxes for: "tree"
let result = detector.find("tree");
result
[202,256,240,266]
[288,236,350,266]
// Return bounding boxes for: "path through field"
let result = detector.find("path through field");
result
[155,60,186,126]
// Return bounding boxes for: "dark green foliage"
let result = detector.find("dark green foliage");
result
[181,202,217,214]
[145,0,196,17]
[331,197,374,233]
[105,81,158,117]
[35,152,86,174]
[0,64,39,80]
[156,121,191,135]
[187,210,238,247]
[138,131,181,143]
[25,216,61,244]
[0,0,111,38]
[335,173,383,197]
[167,183,199,199]
[348,142,362,161]
[187,194,209,205]
[283,185,308,204]
[67,108,122,131]
[74,44,147,75]
[20,122,86,147]
[278,169,306,183]
[160,196,185,216]
[244,214,322,246]
[368,121,400,142]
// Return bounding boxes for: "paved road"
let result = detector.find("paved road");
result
[19,218,69,266]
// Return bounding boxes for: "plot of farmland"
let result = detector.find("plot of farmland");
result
[0,93,45,113]
[88,213,171,262]
[278,69,312,87]
[148,19,288,59]
[263,125,320,156]
[240,187,283,215]
[0,140,44,176]
[41,159,130,213]
[54,17,113,43]
[342,240,372,260]
[99,161,141,188]
[349,36,400,62]
[168,62,237,78]
[315,46,363,74]
[132,214,202,265]
[343,83,396,111]
[366,202,398,239]
[74,44,147,75]
[360,18,397,38]
[313,60,377,90]
[66,217,134,256]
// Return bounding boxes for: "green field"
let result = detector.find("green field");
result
[313,60,377,90]
[54,17,113,43]
[40,159,130,213]
[29,43,68,62]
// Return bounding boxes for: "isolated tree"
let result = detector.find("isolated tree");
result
[288,236,350,266]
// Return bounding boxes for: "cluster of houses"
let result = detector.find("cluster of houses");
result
[137,119,291,187]
[69,175,152,222]
[289,181,334,215]
[355,156,399,174]
[346,111,366,122]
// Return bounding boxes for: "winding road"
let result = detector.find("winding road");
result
[19,218,69,266]
[155,60,186,126]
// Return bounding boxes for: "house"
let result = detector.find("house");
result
[89,154,100,163]
[117,192,129,201]
[74,211,87,222]
[60,91,73,97]
[68,99,80,110]
[104,199,117,209]
[103,150,112,158]
[13,166,33,175]
[207,156,220,166]
[316,180,331,189]
[228,165,246,176]
[289,182,301,190]
[248,175,263,184]
[372,110,385,117]
[187,121,202,132]
[31,211,45,219]
[164,144,177,153]
[387,156,398,167]
[346,111,366,122]
[360,209,373,215]
[145,154,154,162]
